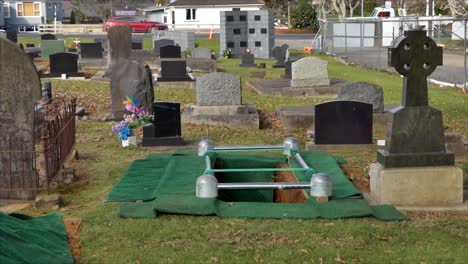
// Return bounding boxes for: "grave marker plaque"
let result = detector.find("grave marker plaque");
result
[377,29,454,167]
[0,38,41,200]
[315,101,373,145]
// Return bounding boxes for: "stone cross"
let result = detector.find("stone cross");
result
[388,29,442,106]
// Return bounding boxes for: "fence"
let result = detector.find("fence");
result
[0,98,76,200]
[314,17,468,90]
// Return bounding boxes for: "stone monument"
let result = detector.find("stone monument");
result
[142,102,184,146]
[107,26,154,120]
[182,73,259,128]
[272,44,288,68]
[0,38,41,200]
[370,29,462,206]
[291,57,330,87]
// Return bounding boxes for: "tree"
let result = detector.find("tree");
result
[290,0,317,29]
[446,0,468,16]
[315,0,332,21]
[345,0,360,17]
[331,0,347,19]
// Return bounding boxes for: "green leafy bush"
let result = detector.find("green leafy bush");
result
[290,0,317,29]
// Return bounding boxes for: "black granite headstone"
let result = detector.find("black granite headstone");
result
[239,53,256,67]
[50,52,78,73]
[377,29,454,168]
[160,44,181,58]
[26,43,35,48]
[41,34,56,40]
[132,41,143,50]
[284,60,293,79]
[158,60,193,81]
[142,101,184,146]
[315,100,373,145]
[80,42,103,58]
[68,48,78,53]
[153,39,175,56]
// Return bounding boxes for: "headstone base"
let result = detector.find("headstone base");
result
[369,163,463,206]
[182,104,259,129]
[239,63,257,68]
[155,80,195,89]
[40,72,86,78]
[156,77,195,82]
[247,78,348,97]
[291,78,330,88]
[142,136,185,147]
[305,142,374,151]
[377,149,455,168]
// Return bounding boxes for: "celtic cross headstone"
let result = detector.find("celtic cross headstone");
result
[377,29,454,167]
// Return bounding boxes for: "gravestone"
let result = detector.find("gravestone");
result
[315,101,373,145]
[239,53,256,67]
[158,60,192,81]
[41,34,56,40]
[108,25,132,66]
[80,42,103,59]
[108,26,154,120]
[0,38,41,200]
[160,44,181,58]
[160,31,196,52]
[192,48,211,59]
[272,44,289,68]
[337,82,384,113]
[68,48,78,53]
[142,102,184,146]
[50,53,78,74]
[370,29,461,207]
[153,39,174,56]
[182,72,259,128]
[132,41,143,50]
[26,43,35,48]
[291,57,330,87]
[196,73,241,106]
[41,40,65,58]
[377,29,454,168]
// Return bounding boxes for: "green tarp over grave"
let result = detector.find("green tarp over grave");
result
[0,212,73,264]
[107,150,407,221]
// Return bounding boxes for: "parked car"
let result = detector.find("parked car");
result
[103,16,168,33]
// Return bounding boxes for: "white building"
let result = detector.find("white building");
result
[144,0,264,29]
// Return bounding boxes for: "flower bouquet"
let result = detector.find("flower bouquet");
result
[306,130,315,142]
[112,96,153,147]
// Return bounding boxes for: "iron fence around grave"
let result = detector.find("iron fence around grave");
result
[0,97,76,200]
[41,97,77,189]
[313,17,468,90]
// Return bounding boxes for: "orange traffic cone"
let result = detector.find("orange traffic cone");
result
[208,28,213,39]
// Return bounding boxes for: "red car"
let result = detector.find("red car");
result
[103,16,168,33]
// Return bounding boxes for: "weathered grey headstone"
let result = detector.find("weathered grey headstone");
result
[0,38,41,200]
[108,25,132,65]
[108,26,154,119]
[272,44,289,68]
[377,29,454,168]
[41,40,65,58]
[240,53,256,67]
[186,58,217,72]
[196,73,241,106]
[192,48,212,59]
[291,57,330,87]
[110,62,154,119]
[153,39,174,56]
[337,82,384,113]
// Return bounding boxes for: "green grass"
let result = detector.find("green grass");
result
[22,39,468,263]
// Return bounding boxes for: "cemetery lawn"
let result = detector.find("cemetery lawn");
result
[27,49,467,263]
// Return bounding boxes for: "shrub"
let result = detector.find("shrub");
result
[290,0,317,29]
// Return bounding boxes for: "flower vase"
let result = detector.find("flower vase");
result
[121,136,137,147]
